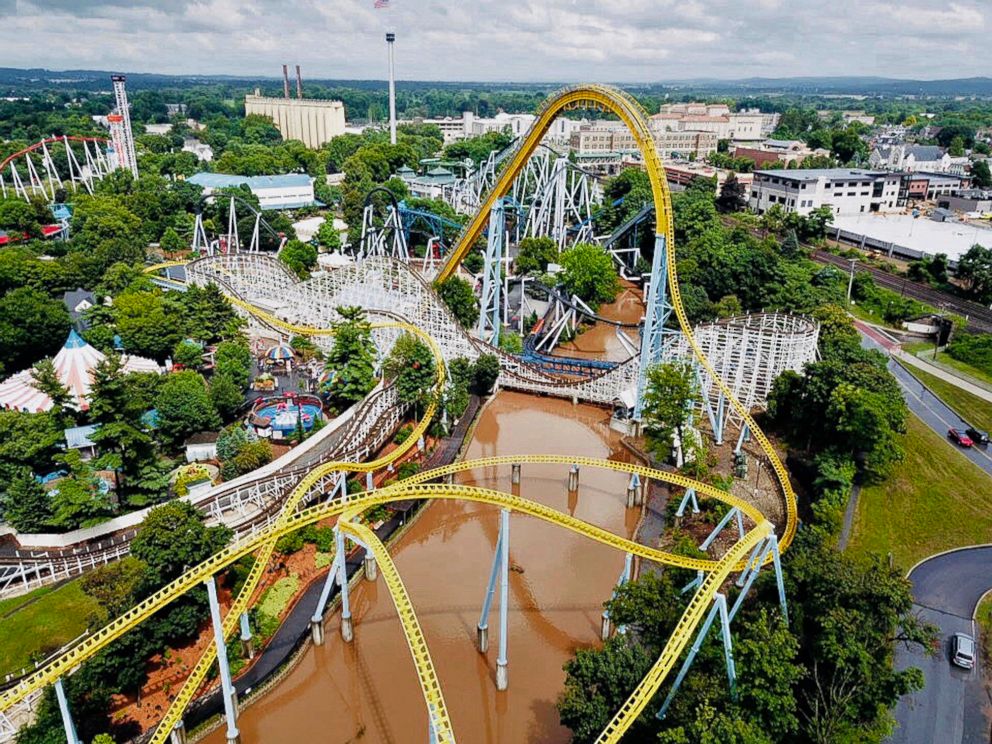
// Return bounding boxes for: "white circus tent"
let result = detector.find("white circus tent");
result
[0,330,162,413]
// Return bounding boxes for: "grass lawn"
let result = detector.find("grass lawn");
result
[849,414,992,570]
[0,579,100,678]
[901,364,992,432]
[977,594,992,677]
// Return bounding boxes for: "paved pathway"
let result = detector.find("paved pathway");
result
[895,350,992,404]
[855,322,992,477]
[889,547,992,744]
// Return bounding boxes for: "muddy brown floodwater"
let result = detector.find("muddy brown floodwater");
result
[556,285,644,363]
[204,392,639,744]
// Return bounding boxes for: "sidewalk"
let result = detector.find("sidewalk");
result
[893,349,992,404]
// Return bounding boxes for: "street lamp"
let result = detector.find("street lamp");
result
[846,258,858,305]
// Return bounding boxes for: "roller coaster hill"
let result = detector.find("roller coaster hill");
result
[0,85,819,744]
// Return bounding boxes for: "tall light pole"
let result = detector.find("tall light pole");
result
[846,258,858,305]
[386,32,397,145]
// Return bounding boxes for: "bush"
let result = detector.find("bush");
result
[312,526,335,552]
[946,332,992,376]
[275,532,305,555]
[393,424,414,445]
[232,439,272,476]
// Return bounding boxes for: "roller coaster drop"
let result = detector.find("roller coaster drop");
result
[1,86,802,744]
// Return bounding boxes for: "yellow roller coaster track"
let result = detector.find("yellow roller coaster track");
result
[0,84,798,744]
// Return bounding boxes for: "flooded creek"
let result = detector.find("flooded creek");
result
[204,392,638,744]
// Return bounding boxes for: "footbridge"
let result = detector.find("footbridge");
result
[2,85,805,744]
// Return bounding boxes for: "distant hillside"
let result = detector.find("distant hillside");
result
[2,67,992,98]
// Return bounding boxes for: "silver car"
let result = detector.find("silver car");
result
[952,633,976,670]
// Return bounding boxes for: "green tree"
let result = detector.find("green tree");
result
[30,357,74,426]
[642,361,701,461]
[436,276,479,329]
[716,173,747,213]
[780,229,801,259]
[232,438,273,475]
[279,238,318,279]
[0,409,64,478]
[948,135,965,157]
[323,306,377,411]
[81,556,147,620]
[213,338,252,390]
[49,450,112,529]
[384,333,436,410]
[971,159,992,189]
[210,373,243,422]
[558,242,620,308]
[172,339,204,369]
[956,243,992,303]
[515,236,559,274]
[154,370,221,447]
[110,290,183,361]
[1,467,52,531]
[472,354,500,395]
[316,218,343,251]
[557,637,654,742]
[131,500,232,588]
[88,354,167,507]
[0,287,71,374]
[216,424,249,462]
[160,226,186,254]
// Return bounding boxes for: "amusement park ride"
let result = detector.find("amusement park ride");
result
[0,85,819,744]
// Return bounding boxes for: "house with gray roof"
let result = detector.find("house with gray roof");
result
[870,145,951,173]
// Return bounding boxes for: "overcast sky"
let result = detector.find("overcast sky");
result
[2,0,989,82]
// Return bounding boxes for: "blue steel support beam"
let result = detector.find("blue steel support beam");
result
[54,678,80,744]
[205,576,240,744]
[634,234,674,420]
[477,201,505,345]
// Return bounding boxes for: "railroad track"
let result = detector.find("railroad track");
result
[811,249,992,333]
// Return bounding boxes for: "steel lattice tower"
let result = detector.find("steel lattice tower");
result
[110,75,138,179]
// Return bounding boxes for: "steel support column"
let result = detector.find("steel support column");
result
[634,233,674,420]
[205,576,240,744]
[54,678,81,744]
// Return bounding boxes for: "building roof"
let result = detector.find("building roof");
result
[876,145,947,161]
[187,172,312,190]
[0,330,162,413]
[65,424,99,449]
[754,168,889,182]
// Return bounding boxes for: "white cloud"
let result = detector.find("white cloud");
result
[2,0,989,81]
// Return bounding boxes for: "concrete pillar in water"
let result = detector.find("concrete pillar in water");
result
[364,551,378,581]
[239,612,254,660]
[170,720,188,744]
[567,464,579,492]
[310,618,325,645]
[337,529,354,642]
[600,613,612,641]
[511,463,521,485]
[477,624,489,653]
[626,483,637,508]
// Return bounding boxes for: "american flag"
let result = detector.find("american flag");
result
[374,0,390,7]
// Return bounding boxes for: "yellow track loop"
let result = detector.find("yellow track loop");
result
[340,512,455,742]
[595,522,772,743]
[435,84,798,553]
[147,319,447,743]
[402,455,765,533]
[0,479,771,714]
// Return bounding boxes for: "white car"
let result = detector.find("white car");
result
[952,633,976,670]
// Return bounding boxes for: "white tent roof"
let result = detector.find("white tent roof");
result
[0,330,162,413]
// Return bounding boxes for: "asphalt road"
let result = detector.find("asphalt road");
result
[889,547,992,744]
[856,323,992,477]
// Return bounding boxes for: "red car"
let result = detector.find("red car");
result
[948,428,974,448]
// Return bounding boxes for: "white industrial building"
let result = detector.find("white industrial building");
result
[187,173,316,210]
[749,169,902,216]
[245,94,346,149]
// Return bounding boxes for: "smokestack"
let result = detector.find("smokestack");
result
[282,64,290,99]
[295,65,303,99]
[386,32,397,145]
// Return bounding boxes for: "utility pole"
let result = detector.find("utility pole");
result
[386,32,397,145]
[846,258,858,305]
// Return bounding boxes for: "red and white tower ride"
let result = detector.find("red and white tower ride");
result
[110,74,138,178]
